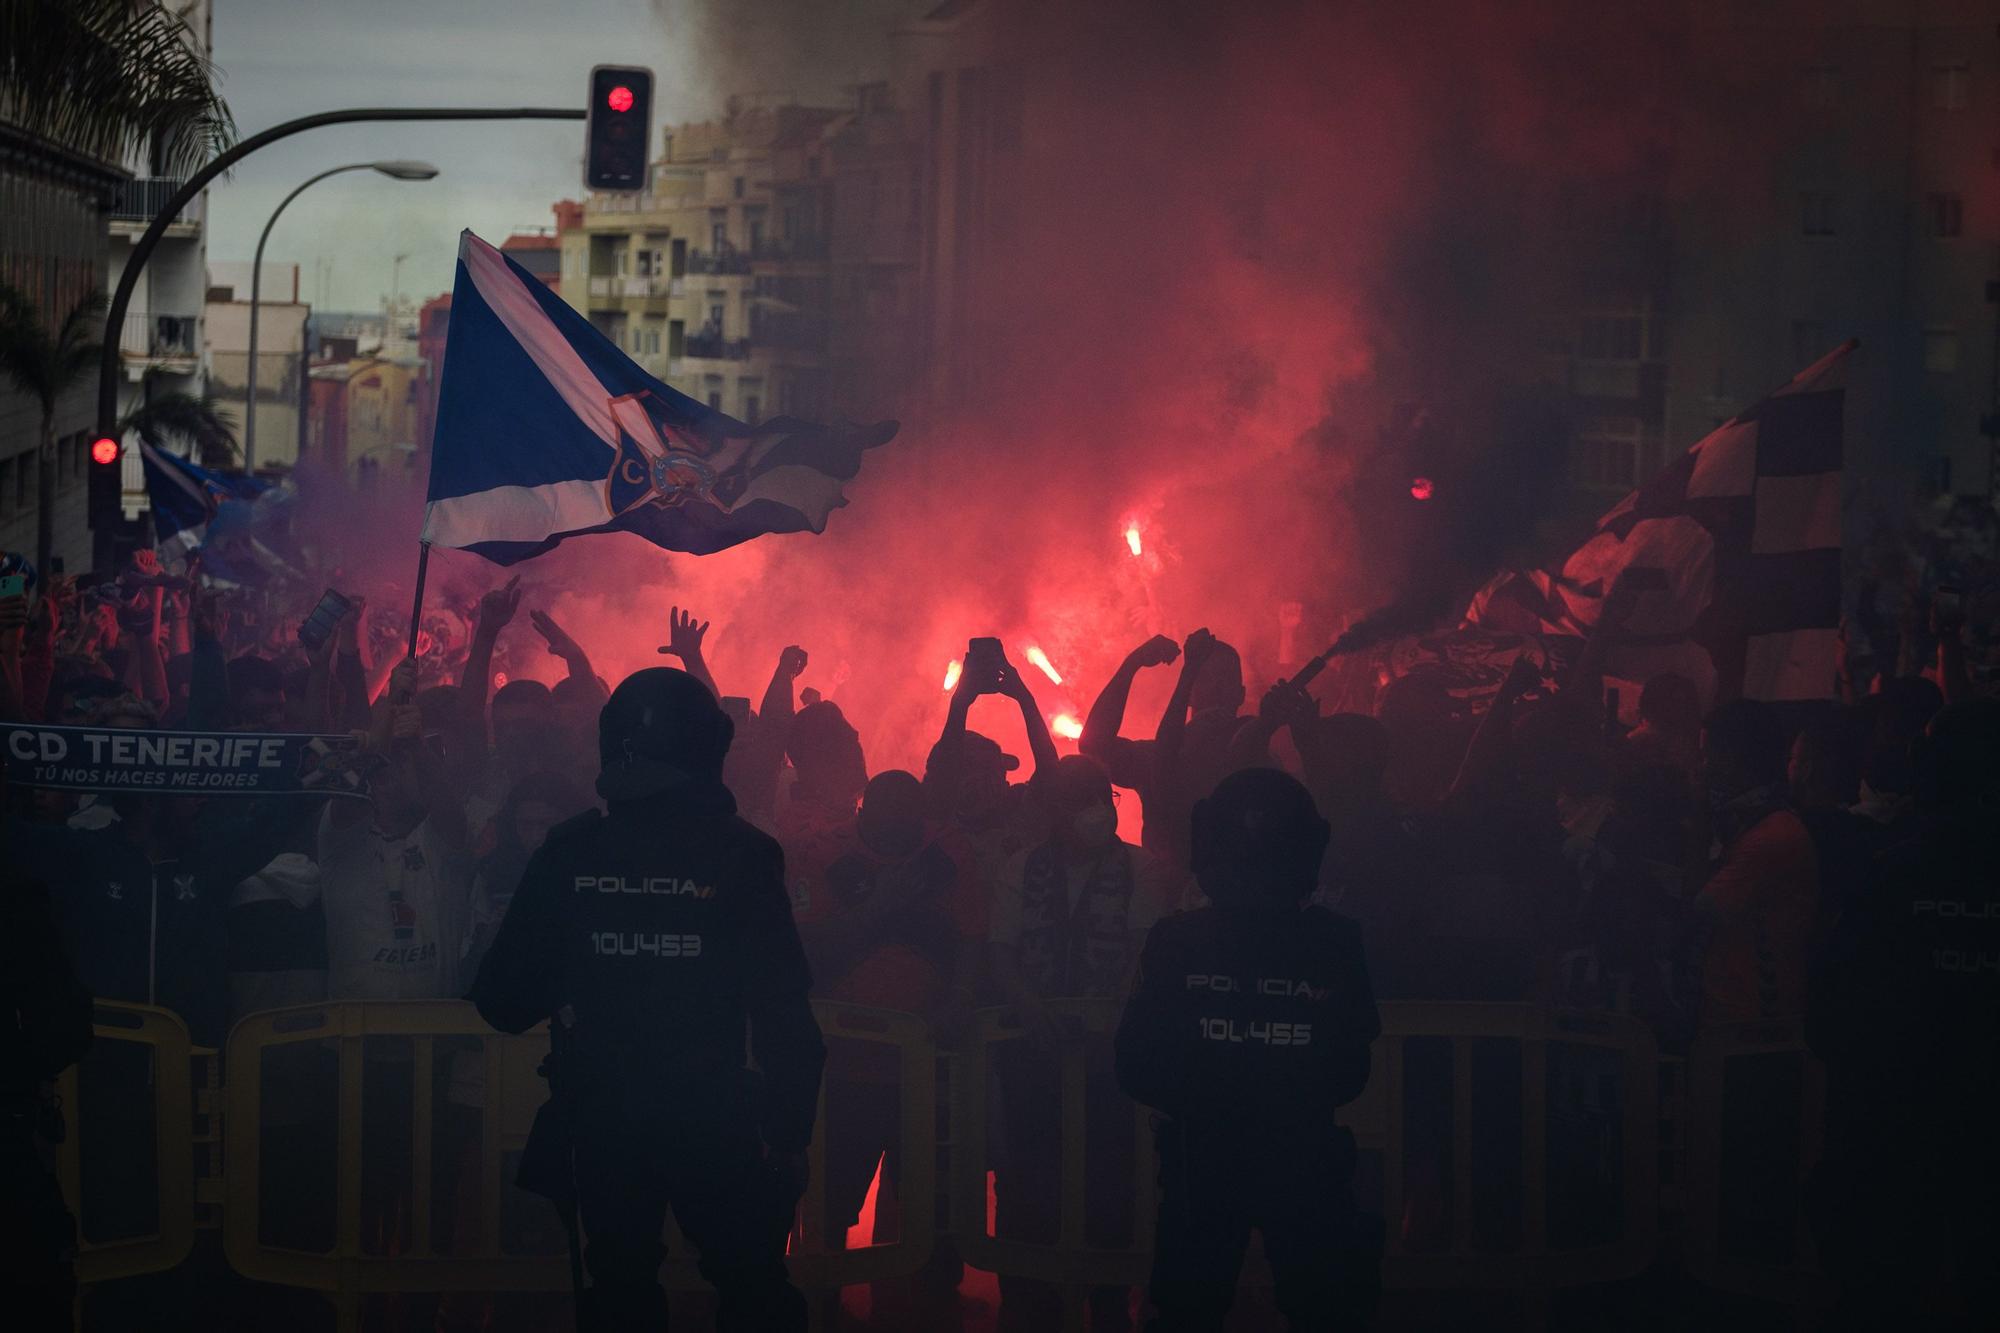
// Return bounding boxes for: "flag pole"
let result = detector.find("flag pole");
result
[406,541,432,660]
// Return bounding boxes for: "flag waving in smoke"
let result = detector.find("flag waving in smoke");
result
[141,440,278,581]
[423,231,896,565]
[1466,341,1853,707]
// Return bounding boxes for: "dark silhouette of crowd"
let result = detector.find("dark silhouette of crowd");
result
[2,549,1995,1333]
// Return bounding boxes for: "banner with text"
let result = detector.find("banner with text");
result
[2,725,372,798]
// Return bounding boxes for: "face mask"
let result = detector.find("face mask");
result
[1071,803,1116,848]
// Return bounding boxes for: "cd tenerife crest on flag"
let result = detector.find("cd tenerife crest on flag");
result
[423,230,897,566]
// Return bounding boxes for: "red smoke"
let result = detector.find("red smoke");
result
[295,1,1787,778]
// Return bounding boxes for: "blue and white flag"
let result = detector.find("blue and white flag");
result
[422,231,897,565]
[141,440,273,577]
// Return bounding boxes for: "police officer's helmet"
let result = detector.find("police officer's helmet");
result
[597,667,734,789]
[1190,767,1330,909]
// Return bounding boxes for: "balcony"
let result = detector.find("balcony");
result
[109,178,200,232]
[686,249,752,276]
[683,331,750,360]
[119,312,199,366]
[587,274,681,301]
[751,235,828,263]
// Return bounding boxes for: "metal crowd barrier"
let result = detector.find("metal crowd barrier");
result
[1355,1002,1659,1290]
[1683,1020,1830,1307]
[951,999,1156,1333]
[789,1001,940,1287]
[56,1002,196,1285]
[223,999,571,1316]
[222,998,938,1325]
[84,993,1669,1320]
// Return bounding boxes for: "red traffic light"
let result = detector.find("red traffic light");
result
[91,437,121,466]
[587,66,653,191]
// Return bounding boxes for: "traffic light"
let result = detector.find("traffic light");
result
[585,65,652,191]
[88,435,124,531]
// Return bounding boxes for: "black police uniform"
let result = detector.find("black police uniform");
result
[3,872,95,1331]
[1116,902,1380,1331]
[471,781,826,1331]
[1808,803,2000,1330]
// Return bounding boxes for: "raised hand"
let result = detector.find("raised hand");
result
[1182,627,1217,668]
[777,645,808,679]
[530,609,583,661]
[1129,634,1180,669]
[476,575,523,633]
[387,657,419,705]
[661,606,710,661]
[1259,679,1315,728]
[995,660,1034,703]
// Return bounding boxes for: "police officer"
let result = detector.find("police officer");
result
[471,667,826,1331]
[1115,768,1380,1331]
[1809,698,2000,1331]
[2,868,95,1330]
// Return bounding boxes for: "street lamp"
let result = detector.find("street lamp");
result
[244,159,438,469]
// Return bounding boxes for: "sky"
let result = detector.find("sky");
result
[203,0,918,311]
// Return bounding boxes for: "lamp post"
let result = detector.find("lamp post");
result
[244,159,437,470]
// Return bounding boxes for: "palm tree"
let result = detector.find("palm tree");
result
[119,381,239,468]
[0,284,104,574]
[0,0,233,174]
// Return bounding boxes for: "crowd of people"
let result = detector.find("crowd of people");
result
[2,544,1996,1332]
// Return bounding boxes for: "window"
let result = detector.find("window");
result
[1929,193,1963,238]
[1932,62,1969,110]
[707,391,722,411]
[709,208,728,253]
[670,238,687,277]
[1800,191,1837,237]
[1576,314,1644,361]
[706,294,725,334]
[1791,319,1827,367]
[745,206,766,253]
[1802,63,1839,109]
[635,248,658,278]
[740,378,762,425]
[1571,417,1646,492]
[668,319,684,360]
[1924,328,1960,374]
[733,176,745,199]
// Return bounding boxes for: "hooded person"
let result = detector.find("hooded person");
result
[470,667,825,1332]
[1115,768,1382,1332]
